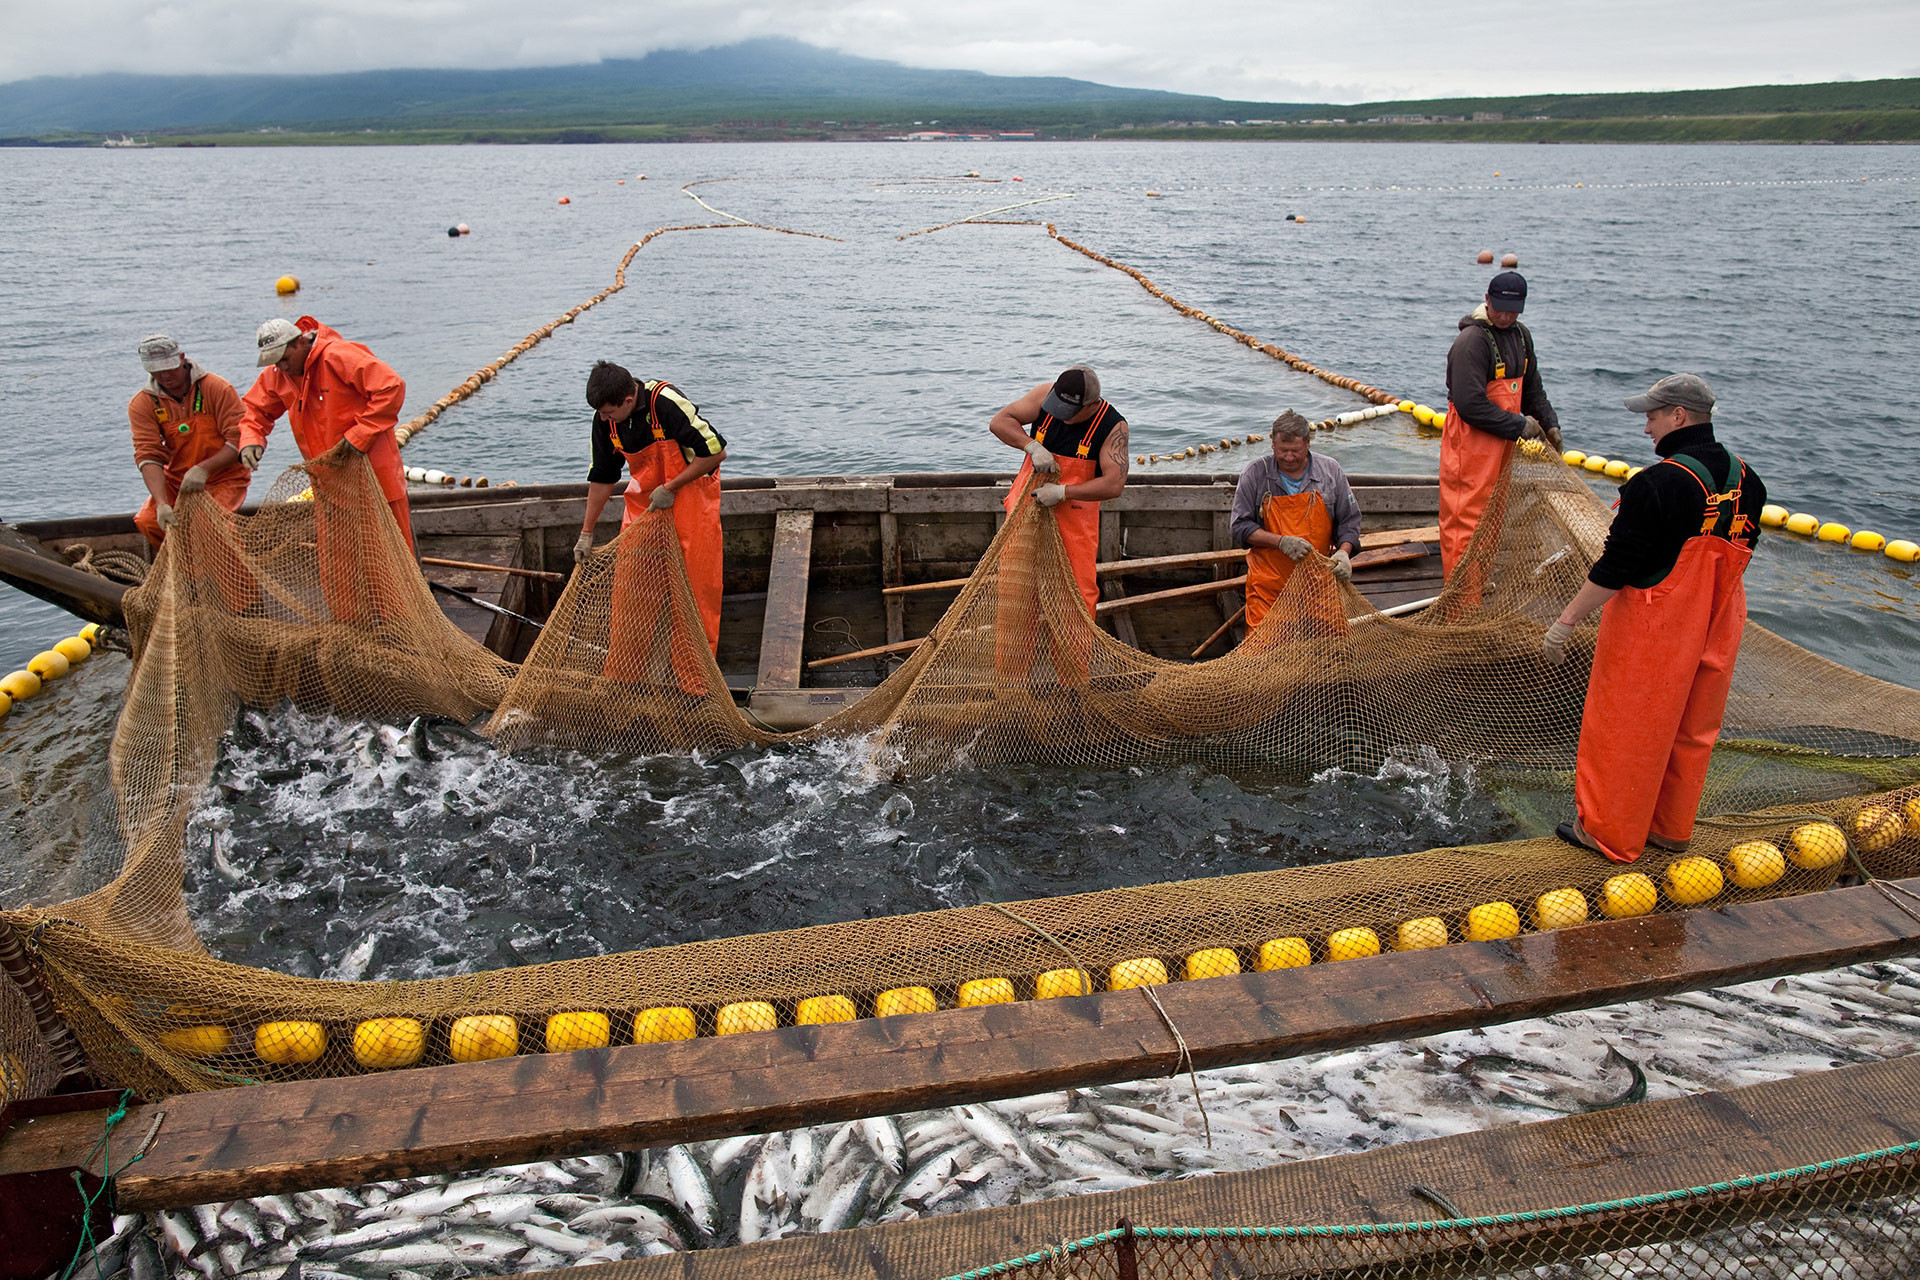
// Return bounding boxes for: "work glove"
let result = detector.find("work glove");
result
[573,530,595,564]
[1544,424,1564,452]
[238,444,265,471]
[155,503,174,532]
[1276,534,1313,561]
[1542,620,1575,665]
[1329,548,1352,582]
[318,437,364,465]
[648,485,675,512]
[1519,415,1544,441]
[178,465,210,496]
[1025,440,1059,474]
[1035,483,1067,508]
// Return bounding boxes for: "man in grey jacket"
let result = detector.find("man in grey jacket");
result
[1231,411,1362,627]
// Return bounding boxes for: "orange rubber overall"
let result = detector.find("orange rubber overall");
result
[1003,457,1103,617]
[1574,468,1753,862]
[1243,489,1334,629]
[1438,372,1523,579]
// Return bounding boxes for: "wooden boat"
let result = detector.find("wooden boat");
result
[0,471,1444,728]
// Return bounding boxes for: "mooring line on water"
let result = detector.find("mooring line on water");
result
[679,179,846,241]
[897,193,1077,240]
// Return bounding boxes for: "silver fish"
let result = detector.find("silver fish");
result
[707,1133,762,1182]
[302,1220,444,1259]
[883,1142,981,1216]
[857,1116,904,1171]
[250,1197,305,1231]
[216,1239,250,1275]
[814,1163,883,1235]
[569,1204,683,1247]
[219,1201,269,1248]
[663,1145,719,1239]
[957,1104,1040,1173]
[357,1174,518,1220]
[1096,1102,1185,1135]
[786,1127,818,1192]
[126,1228,165,1280]
[341,1241,464,1272]
[157,1210,201,1259]
[189,1204,224,1246]
[450,1192,540,1226]
[532,1193,606,1218]
[514,1222,602,1256]
[445,1228,531,1262]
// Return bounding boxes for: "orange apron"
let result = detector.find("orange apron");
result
[1244,488,1333,629]
[608,383,724,659]
[1003,457,1103,617]
[134,384,251,547]
[1438,353,1524,580]
[1574,460,1753,862]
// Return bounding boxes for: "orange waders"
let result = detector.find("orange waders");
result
[1438,360,1524,580]
[1574,459,1754,862]
[997,404,1112,685]
[1003,456,1102,617]
[1243,489,1334,629]
[133,384,251,547]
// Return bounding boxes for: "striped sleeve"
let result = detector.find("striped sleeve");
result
[652,383,726,458]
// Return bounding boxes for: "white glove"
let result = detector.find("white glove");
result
[1520,415,1544,441]
[573,530,595,564]
[178,465,210,496]
[1276,535,1313,562]
[238,444,265,470]
[648,485,675,512]
[1035,483,1067,508]
[1330,548,1352,582]
[1542,619,1575,665]
[1025,440,1059,474]
[1544,424,1564,451]
[155,503,174,531]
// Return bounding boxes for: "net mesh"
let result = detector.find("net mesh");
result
[4,446,1920,1101]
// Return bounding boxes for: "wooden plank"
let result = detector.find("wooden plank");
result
[878,513,904,646]
[1097,511,1138,647]
[807,635,924,669]
[745,687,875,731]
[3,876,1911,1210]
[754,510,814,691]
[1096,574,1247,615]
[417,556,564,583]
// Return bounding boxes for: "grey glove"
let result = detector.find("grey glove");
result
[1544,424,1564,452]
[238,444,265,470]
[648,485,675,512]
[178,465,210,496]
[1542,619,1575,665]
[155,503,174,532]
[1276,534,1313,561]
[1025,440,1060,474]
[1329,548,1353,582]
[1520,415,1544,441]
[573,530,595,564]
[1035,483,1067,508]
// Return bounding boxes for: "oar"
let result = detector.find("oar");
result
[1191,605,1246,659]
[426,579,545,629]
[417,555,565,584]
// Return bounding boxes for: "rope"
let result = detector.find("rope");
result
[678,181,846,241]
[62,546,149,586]
[897,194,1077,240]
[56,1090,161,1280]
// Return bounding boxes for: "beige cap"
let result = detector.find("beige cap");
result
[256,317,303,367]
[137,333,183,372]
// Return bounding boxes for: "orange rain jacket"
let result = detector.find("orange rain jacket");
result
[239,317,409,505]
[128,363,247,495]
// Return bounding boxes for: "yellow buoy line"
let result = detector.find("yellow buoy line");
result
[0,623,104,725]
[143,811,1918,1073]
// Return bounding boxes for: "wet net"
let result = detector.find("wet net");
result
[4,445,1920,1101]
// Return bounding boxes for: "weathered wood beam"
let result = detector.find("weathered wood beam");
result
[754,510,814,691]
[4,878,1918,1211]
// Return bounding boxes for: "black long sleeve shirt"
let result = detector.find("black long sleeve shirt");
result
[1445,310,1560,441]
[1588,423,1767,590]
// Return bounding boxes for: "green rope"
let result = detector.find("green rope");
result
[55,1090,148,1280]
[937,1139,1920,1280]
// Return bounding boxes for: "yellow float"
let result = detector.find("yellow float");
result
[255,1020,327,1065]
[449,1015,518,1063]
[159,1025,233,1058]
[1725,840,1786,889]
[1562,450,1587,466]
[1886,539,1919,563]
[1852,804,1905,854]
[1816,522,1852,544]
[0,690,10,720]
[1463,902,1522,941]
[352,1018,424,1069]
[1397,400,1416,413]
[1759,504,1790,528]
[1582,456,1610,473]
[1850,531,1887,552]
[1035,969,1091,999]
[1533,888,1589,930]
[1600,873,1658,919]
[1109,957,1170,990]
[956,978,1016,1007]
[714,1002,778,1035]
[1602,459,1632,478]
[1787,821,1848,870]
[1183,948,1241,980]
[275,275,301,295]
[1255,937,1313,970]
[54,636,91,665]
[1394,917,1448,950]
[1783,513,1820,536]
[544,1011,610,1052]
[27,650,69,681]
[1907,796,1920,836]
[1326,927,1380,962]
[875,986,938,1016]
[1663,857,1724,905]
[796,995,857,1025]
[633,1006,698,1042]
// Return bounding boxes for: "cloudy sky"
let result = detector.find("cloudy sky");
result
[4,0,1916,100]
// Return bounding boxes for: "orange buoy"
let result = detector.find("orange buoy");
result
[1501,253,1519,267]
[1476,250,1494,264]
[558,196,571,205]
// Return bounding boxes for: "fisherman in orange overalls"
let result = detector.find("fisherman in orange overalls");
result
[126,334,250,546]
[990,365,1131,616]
[576,361,727,662]
[1231,410,1361,630]
[1438,272,1563,579]
[1544,374,1767,863]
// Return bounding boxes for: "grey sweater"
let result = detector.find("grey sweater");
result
[1231,452,1363,552]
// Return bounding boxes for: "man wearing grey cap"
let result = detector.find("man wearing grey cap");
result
[990,365,1130,617]
[1543,373,1767,864]
[126,334,248,546]
[1439,271,1562,579]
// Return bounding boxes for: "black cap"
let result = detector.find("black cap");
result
[1486,271,1527,313]
[1040,365,1101,421]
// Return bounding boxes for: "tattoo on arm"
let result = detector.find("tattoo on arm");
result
[1102,422,1130,477]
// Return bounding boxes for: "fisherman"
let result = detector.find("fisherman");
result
[1439,271,1563,578]
[239,317,413,552]
[126,334,249,546]
[1231,410,1362,628]
[989,365,1130,616]
[575,361,727,654]
[1544,374,1766,863]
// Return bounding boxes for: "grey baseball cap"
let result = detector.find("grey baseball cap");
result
[137,333,183,372]
[1624,373,1716,416]
[1040,365,1101,421]
[256,317,303,366]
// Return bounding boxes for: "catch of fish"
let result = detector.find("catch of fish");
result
[57,957,1920,1279]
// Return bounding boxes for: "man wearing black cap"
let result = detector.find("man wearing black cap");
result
[1438,271,1562,578]
[1542,373,1766,864]
[990,366,1130,617]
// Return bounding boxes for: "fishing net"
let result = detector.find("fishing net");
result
[4,447,1920,1101]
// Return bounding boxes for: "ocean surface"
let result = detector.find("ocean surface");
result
[3,139,1919,956]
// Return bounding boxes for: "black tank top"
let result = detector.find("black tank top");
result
[1032,402,1124,476]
